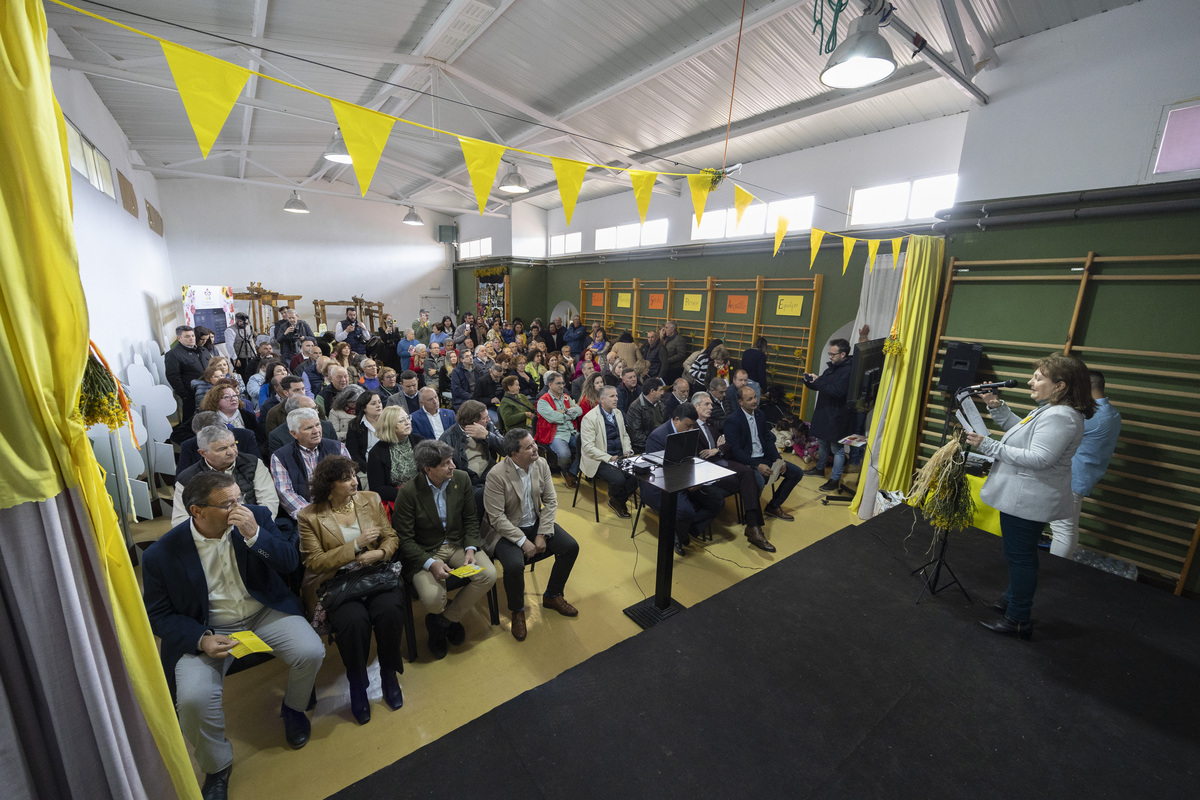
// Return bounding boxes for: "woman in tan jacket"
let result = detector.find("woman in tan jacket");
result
[298,455,405,725]
[609,331,648,376]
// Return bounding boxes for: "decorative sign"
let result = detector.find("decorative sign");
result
[776,295,805,316]
[591,292,604,307]
[682,293,703,312]
[617,292,632,308]
[648,293,665,310]
[726,294,748,314]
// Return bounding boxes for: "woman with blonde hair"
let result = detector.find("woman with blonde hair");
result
[366,405,424,503]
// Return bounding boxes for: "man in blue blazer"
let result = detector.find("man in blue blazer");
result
[641,404,725,556]
[411,386,457,440]
[724,385,803,521]
[142,472,324,800]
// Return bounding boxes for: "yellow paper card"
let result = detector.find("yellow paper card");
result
[617,292,632,309]
[161,42,251,159]
[331,99,395,196]
[809,229,826,270]
[628,170,657,223]
[228,630,273,659]
[776,295,805,316]
[459,137,506,215]
[450,564,483,578]
[551,157,588,227]
[682,293,703,312]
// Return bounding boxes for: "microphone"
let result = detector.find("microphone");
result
[959,379,1018,395]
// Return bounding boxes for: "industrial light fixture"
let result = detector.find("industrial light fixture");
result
[323,129,352,164]
[498,161,529,194]
[283,190,310,214]
[819,6,896,89]
[402,205,424,226]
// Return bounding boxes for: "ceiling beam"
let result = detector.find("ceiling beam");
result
[954,0,999,70]
[884,14,988,104]
[935,0,976,78]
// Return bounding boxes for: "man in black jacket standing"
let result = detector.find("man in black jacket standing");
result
[164,325,210,436]
[272,307,313,363]
[802,338,854,492]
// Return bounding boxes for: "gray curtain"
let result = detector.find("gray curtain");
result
[0,489,179,800]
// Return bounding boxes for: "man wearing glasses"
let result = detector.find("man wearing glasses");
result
[142,471,324,800]
[802,338,855,492]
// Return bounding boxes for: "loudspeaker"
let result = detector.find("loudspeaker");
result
[437,224,456,244]
[936,341,983,393]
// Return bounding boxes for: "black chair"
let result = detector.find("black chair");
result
[571,472,601,522]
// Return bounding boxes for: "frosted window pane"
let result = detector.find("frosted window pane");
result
[908,174,957,219]
[851,183,910,226]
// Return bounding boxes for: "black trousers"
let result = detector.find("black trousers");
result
[493,522,579,612]
[710,458,763,527]
[327,586,406,690]
[594,460,638,504]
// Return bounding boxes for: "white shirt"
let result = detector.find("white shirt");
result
[516,464,537,530]
[743,409,763,459]
[426,408,445,439]
[364,418,379,456]
[189,522,263,628]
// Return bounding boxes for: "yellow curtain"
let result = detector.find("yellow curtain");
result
[851,235,945,513]
[1,3,200,798]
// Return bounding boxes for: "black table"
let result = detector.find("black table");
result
[623,458,733,629]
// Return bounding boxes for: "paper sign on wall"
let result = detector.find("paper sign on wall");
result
[682,294,703,312]
[648,293,665,310]
[776,295,805,316]
[726,295,748,314]
[591,292,604,307]
[617,292,632,308]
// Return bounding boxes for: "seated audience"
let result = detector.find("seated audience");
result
[392,440,498,660]
[199,382,264,452]
[450,350,476,409]
[723,369,750,418]
[270,408,352,522]
[499,375,536,432]
[579,386,639,519]
[661,377,692,420]
[617,367,640,413]
[246,356,283,411]
[724,385,803,522]
[177,411,259,471]
[396,328,418,371]
[570,357,596,398]
[642,403,725,556]
[273,306,314,363]
[625,377,667,453]
[577,372,606,420]
[192,358,233,409]
[692,392,774,552]
[366,405,424,503]
[345,390,384,472]
[376,367,399,401]
[473,362,506,426]
[423,342,444,388]
[318,366,352,414]
[609,330,647,377]
[411,386,456,441]
[535,370,582,487]
[328,385,364,442]
[266,397,335,458]
[641,329,666,380]
[437,350,458,400]
[384,369,421,415]
[707,376,729,432]
[171,425,277,526]
[358,358,381,392]
[142,472,324,800]
[298,456,404,725]
[441,400,505,519]
[563,314,588,360]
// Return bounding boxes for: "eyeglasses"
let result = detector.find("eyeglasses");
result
[201,495,243,511]
[220,394,239,401]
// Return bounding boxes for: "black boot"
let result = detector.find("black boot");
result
[980,616,1033,640]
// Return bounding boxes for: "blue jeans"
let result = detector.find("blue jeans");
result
[816,439,847,480]
[547,435,579,476]
[750,460,804,509]
[998,512,1045,623]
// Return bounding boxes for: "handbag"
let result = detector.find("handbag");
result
[318,562,400,613]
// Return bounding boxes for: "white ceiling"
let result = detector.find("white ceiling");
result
[46,0,1141,215]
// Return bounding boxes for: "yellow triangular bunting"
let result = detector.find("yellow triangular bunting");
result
[734,184,755,227]
[551,157,588,227]
[687,173,711,225]
[842,237,857,274]
[331,100,395,196]
[773,216,789,256]
[161,42,251,159]
[867,238,881,272]
[458,137,506,215]
[809,229,826,270]
[892,237,904,267]
[629,170,657,224]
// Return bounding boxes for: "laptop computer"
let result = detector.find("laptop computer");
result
[641,427,700,466]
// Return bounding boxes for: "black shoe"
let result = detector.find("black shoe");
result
[989,597,1008,615]
[349,686,371,726]
[425,613,448,660]
[446,620,466,646]
[381,673,404,710]
[673,537,687,557]
[980,616,1033,640]
[803,467,823,477]
[280,702,311,748]
[818,479,840,492]
[201,765,232,800]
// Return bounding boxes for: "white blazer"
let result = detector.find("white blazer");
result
[579,406,632,479]
[976,402,1083,522]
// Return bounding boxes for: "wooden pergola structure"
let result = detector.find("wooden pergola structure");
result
[313,295,387,334]
[230,282,302,333]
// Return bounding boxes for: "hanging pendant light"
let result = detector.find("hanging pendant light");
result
[820,9,896,89]
[283,190,310,214]
[498,161,529,194]
[323,129,352,164]
[402,206,424,226]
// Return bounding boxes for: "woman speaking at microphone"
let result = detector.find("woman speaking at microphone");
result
[965,354,1095,640]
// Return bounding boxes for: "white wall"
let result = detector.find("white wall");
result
[511,203,548,258]
[455,208,512,255]
[546,113,969,254]
[158,181,453,328]
[957,0,1200,202]
[49,31,178,372]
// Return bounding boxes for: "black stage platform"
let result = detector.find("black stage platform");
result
[331,508,1199,800]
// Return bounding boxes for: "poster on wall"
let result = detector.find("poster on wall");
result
[182,285,234,348]
[475,267,507,320]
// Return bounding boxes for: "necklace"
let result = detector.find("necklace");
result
[332,497,355,515]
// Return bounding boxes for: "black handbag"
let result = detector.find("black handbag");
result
[319,563,400,613]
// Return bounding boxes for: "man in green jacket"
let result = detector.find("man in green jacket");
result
[411,308,432,346]
[660,320,690,383]
[392,439,497,658]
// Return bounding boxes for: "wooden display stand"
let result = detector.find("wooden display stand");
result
[230,282,302,332]
[314,296,387,334]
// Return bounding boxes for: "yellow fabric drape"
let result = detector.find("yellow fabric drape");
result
[851,235,945,513]
[1,3,199,798]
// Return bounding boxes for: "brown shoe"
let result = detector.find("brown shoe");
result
[764,505,794,521]
[511,609,527,641]
[745,525,776,553]
[563,472,577,489]
[607,497,631,518]
[542,595,579,617]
